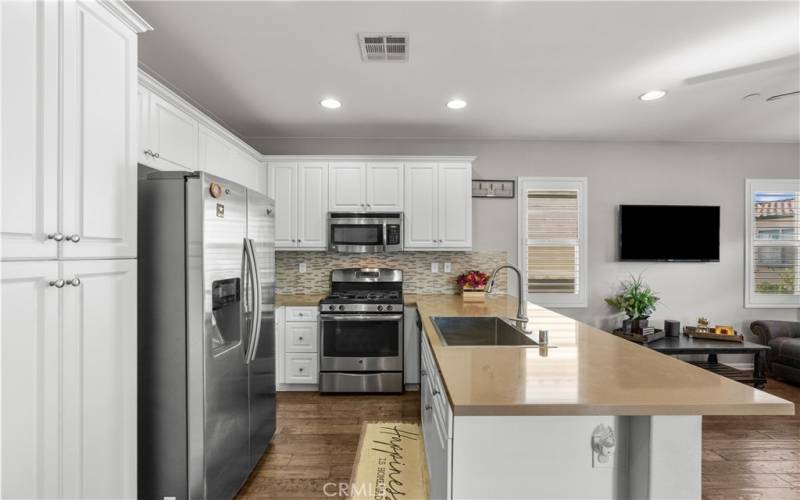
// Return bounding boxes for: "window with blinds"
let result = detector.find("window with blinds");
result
[519,178,587,307]
[746,180,800,308]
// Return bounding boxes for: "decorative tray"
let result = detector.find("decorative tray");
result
[684,326,744,343]
[612,328,665,344]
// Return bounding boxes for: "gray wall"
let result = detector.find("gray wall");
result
[253,137,800,338]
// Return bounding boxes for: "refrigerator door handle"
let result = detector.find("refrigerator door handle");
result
[244,238,262,364]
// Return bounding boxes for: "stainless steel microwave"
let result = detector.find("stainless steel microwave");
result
[328,213,403,253]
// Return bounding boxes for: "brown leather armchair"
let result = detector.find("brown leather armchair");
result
[751,320,800,385]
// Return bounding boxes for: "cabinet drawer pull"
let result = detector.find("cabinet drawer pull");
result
[432,388,440,396]
[47,232,64,242]
[49,279,65,288]
[425,405,432,411]
[68,278,81,287]
[66,234,81,243]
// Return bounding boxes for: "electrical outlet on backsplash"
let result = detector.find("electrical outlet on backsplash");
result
[275,251,509,295]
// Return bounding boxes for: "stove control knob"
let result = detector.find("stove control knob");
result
[386,305,393,311]
[329,305,335,311]
[377,305,384,311]
[338,305,345,311]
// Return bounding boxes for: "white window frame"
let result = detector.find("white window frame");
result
[745,178,800,308]
[517,177,588,308]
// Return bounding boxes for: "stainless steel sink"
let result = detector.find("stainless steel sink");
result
[431,316,538,346]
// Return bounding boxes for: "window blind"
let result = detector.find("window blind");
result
[526,190,579,294]
[752,193,799,296]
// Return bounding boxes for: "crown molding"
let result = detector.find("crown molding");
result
[97,0,153,34]
[260,155,477,162]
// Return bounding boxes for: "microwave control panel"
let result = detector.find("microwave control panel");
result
[386,225,401,245]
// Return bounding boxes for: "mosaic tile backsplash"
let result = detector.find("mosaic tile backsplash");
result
[276,251,509,294]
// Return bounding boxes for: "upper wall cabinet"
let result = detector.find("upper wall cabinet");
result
[268,161,328,250]
[1,0,144,261]
[405,162,472,250]
[142,91,198,171]
[138,72,266,194]
[1,0,59,260]
[329,161,403,212]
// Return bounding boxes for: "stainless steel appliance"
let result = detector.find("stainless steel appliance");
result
[328,212,403,253]
[319,268,404,392]
[138,169,276,500]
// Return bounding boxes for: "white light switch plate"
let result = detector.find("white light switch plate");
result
[299,262,306,273]
[444,262,452,273]
[431,263,439,273]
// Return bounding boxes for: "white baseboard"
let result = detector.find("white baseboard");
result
[277,383,319,392]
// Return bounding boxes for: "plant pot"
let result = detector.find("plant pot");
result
[631,317,649,333]
[461,288,486,303]
[622,318,633,333]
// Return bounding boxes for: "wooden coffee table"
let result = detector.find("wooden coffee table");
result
[646,335,770,388]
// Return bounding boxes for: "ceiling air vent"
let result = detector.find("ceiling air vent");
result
[358,33,408,62]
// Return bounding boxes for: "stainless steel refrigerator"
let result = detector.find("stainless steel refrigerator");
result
[138,169,276,499]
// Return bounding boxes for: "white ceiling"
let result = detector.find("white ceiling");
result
[131,1,800,145]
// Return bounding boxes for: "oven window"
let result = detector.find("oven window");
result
[331,225,384,246]
[322,319,400,357]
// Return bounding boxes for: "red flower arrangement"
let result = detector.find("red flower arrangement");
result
[456,270,489,291]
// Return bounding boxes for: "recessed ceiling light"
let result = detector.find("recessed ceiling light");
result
[446,99,467,110]
[320,98,341,109]
[639,90,667,101]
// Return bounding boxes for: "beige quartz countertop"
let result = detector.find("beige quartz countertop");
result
[275,293,327,307]
[414,294,795,417]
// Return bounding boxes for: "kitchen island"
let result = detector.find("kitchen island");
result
[411,294,794,500]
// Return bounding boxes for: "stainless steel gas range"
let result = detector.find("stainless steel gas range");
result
[318,268,404,393]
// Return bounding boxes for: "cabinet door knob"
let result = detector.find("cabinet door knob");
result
[298,336,303,341]
[49,279,65,288]
[298,368,304,372]
[432,388,440,396]
[425,405,432,411]
[421,370,427,377]
[68,277,81,287]
[153,152,160,159]
[47,232,64,242]
[144,149,153,157]
[298,239,302,243]
[66,234,80,243]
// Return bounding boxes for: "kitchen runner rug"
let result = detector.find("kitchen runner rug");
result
[349,421,428,500]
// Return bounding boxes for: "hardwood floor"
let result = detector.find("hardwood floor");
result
[238,379,799,500]
[703,378,800,500]
[237,391,421,499]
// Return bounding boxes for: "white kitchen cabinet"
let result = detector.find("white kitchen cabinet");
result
[284,353,319,384]
[404,162,472,250]
[276,306,320,388]
[60,259,137,499]
[404,162,439,248]
[0,0,59,261]
[200,128,266,195]
[366,161,404,211]
[329,161,404,212]
[285,322,319,352]
[268,161,328,250]
[146,92,198,171]
[437,162,472,248]
[420,333,453,500]
[137,86,153,167]
[61,0,138,259]
[1,261,61,499]
[297,162,329,248]
[329,162,366,211]
[268,161,297,248]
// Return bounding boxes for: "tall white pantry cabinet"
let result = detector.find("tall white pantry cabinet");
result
[0,1,150,498]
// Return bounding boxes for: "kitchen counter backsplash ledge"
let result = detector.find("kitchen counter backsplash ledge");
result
[276,251,509,294]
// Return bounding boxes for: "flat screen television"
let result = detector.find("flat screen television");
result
[619,205,720,261]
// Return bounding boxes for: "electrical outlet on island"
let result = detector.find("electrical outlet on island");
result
[299,262,307,273]
[431,263,439,273]
[444,262,452,273]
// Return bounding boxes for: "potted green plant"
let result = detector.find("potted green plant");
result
[605,273,660,333]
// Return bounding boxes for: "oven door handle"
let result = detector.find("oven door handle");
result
[320,314,404,322]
